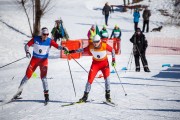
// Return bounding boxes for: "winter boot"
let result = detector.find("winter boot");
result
[144,67,150,72]
[79,92,89,103]
[135,68,140,72]
[44,90,49,102]
[105,90,111,102]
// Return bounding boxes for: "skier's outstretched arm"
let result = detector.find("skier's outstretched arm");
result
[50,39,68,51]
[66,46,89,54]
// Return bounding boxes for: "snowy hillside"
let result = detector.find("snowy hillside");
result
[0,0,180,120]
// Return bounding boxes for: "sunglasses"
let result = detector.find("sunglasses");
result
[43,34,49,36]
[93,41,100,43]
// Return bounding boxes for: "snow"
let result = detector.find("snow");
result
[0,0,180,120]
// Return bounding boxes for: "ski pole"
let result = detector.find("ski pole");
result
[0,56,26,69]
[66,56,76,97]
[70,55,88,73]
[69,54,104,89]
[129,52,133,71]
[113,66,127,96]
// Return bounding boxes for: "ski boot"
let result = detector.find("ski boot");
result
[13,91,22,99]
[144,67,150,72]
[44,90,49,103]
[105,90,111,102]
[79,92,88,103]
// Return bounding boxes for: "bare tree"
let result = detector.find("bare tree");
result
[17,0,33,36]
[17,0,52,36]
[172,0,180,25]
[128,0,130,5]
[123,0,127,11]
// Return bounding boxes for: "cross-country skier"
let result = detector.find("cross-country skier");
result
[14,27,68,103]
[65,35,116,103]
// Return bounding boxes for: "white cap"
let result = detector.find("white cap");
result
[41,27,49,34]
[93,35,101,42]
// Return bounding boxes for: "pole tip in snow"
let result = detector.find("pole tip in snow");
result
[121,67,127,70]
[162,64,171,67]
[125,94,127,96]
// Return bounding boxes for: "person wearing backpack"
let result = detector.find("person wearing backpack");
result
[51,20,63,43]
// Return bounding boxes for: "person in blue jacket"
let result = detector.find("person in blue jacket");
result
[133,8,140,31]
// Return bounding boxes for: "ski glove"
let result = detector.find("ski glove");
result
[64,50,76,55]
[69,50,76,54]
[63,47,69,52]
[26,52,31,58]
[63,47,69,55]
[111,60,116,67]
[64,51,69,55]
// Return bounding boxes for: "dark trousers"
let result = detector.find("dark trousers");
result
[134,22,138,31]
[134,51,148,68]
[105,15,109,26]
[142,20,149,32]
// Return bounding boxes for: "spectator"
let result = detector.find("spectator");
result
[100,25,109,41]
[133,8,140,31]
[87,25,96,44]
[51,20,63,43]
[102,2,111,26]
[110,24,121,54]
[142,7,151,32]
[130,28,150,72]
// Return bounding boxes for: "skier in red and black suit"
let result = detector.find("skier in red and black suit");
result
[14,27,68,103]
[66,35,116,102]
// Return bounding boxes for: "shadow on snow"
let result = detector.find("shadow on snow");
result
[132,108,180,112]
[151,99,180,103]
[0,19,31,38]
[153,64,180,79]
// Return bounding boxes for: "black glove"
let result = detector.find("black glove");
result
[69,50,76,54]
[26,52,31,58]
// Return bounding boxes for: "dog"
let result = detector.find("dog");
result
[151,26,163,32]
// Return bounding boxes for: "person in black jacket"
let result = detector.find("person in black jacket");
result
[130,28,150,72]
[142,7,151,32]
[102,2,111,26]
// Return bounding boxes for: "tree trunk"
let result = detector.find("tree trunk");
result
[34,0,42,36]
[128,0,130,5]
[31,0,35,33]
[123,0,127,12]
